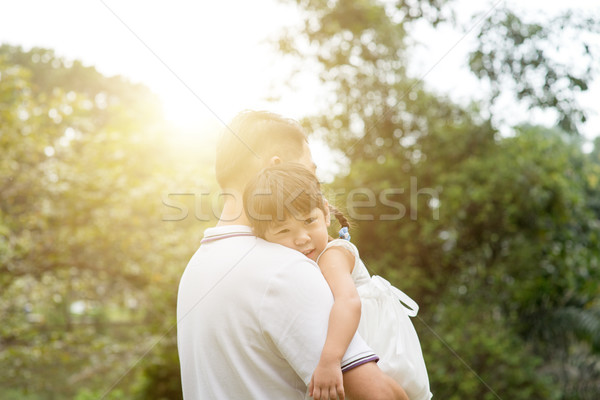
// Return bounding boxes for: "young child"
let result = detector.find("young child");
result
[243,163,432,400]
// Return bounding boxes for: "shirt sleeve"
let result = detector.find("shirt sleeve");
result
[259,258,378,385]
[319,239,360,260]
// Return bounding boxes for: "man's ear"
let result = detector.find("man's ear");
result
[323,198,331,227]
[269,156,282,166]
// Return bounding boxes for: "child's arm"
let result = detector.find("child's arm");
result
[309,246,361,400]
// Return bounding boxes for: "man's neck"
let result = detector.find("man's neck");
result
[217,198,250,227]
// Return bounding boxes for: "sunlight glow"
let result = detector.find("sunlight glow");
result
[1,0,598,161]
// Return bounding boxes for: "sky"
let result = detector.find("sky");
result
[0,0,305,127]
[1,0,599,175]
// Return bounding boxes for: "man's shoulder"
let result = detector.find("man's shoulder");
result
[253,238,296,253]
[192,233,316,275]
[252,238,317,269]
[201,225,312,265]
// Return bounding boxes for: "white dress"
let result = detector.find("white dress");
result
[318,239,433,400]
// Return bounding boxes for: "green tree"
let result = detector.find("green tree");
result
[432,126,600,398]
[277,1,600,398]
[469,7,600,134]
[0,44,215,398]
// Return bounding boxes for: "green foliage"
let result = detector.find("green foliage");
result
[132,334,183,400]
[74,388,127,400]
[468,8,600,133]
[0,44,213,398]
[279,1,600,398]
[422,302,560,400]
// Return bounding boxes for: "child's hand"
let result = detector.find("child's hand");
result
[308,359,344,400]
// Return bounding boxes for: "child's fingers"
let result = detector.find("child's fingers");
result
[338,384,345,400]
[312,386,321,400]
[329,386,337,400]
[312,380,345,399]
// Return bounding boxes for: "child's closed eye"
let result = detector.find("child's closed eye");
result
[304,217,316,224]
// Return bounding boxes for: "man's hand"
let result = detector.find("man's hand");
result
[309,358,345,400]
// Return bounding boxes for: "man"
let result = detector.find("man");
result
[177,111,407,399]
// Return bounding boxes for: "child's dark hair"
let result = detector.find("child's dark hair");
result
[243,163,349,238]
[330,205,349,229]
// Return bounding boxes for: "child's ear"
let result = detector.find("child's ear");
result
[323,199,331,227]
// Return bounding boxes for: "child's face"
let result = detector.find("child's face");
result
[264,207,330,261]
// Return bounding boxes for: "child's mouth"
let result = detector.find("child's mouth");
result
[302,249,316,259]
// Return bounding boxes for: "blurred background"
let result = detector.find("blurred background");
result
[1,0,599,399]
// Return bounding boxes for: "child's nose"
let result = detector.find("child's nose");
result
[294,231,310,245]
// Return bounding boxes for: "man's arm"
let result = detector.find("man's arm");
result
[343,361,408,400]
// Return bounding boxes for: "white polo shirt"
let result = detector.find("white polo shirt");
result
[177,225,378,399]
